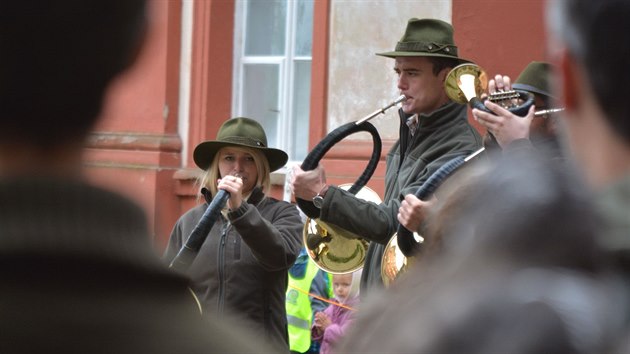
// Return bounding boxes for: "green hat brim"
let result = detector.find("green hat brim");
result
[193,141,288,172]
[376,51,471,64]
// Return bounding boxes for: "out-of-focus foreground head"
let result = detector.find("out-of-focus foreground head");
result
[0,1,147,148]
[336,151,621,354]
[546,0,630,145]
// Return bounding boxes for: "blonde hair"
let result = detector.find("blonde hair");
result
[197,146,271,200]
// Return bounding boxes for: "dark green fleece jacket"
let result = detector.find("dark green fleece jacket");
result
[319,102,482,295]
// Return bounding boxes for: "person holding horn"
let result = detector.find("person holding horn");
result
[164,117,303,353]
[399,62,564,235]
[472,61,562,158]
[291,18,483,296]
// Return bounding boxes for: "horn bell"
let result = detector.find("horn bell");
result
[444,63,488,104]
[381,231,423,287]
[303,184,381,274]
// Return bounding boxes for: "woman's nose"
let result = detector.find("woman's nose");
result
[233,160,244,172]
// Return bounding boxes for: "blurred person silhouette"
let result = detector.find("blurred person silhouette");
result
[0,1,274,353]
[546,0,630,350]
[164,117,303,353]
[337,150,622,353]
[395,0,630,343]
[546,0,630,275]
[287,247,333,354]
[312,270,361,354]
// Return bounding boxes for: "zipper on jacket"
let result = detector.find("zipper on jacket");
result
[217,220,230,315]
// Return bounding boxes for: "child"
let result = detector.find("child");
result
[312,270,361,354]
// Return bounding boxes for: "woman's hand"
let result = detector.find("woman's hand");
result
[217,174,244,210]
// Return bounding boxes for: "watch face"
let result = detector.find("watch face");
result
[313,195,324,208]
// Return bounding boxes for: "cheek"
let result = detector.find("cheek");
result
[408,79,421,94]
[218,164,230,178]
[246,165,258,180]
[411,79,432,98]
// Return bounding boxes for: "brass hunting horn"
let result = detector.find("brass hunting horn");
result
[303,184,382,274]
[444,63,535,116]
[298,95,405,274]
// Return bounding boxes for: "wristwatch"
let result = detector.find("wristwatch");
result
[312,185,328,209]
[313,194,324,209]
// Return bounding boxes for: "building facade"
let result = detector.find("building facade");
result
[85,0,547,251]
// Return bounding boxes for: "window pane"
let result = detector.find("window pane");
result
[291,61,311,160]
[295,0,314,56]
[242,64,280,149]
[245,1,286,56]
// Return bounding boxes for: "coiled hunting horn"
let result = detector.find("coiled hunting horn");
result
[296,95,405,274]
[296,95,406,218]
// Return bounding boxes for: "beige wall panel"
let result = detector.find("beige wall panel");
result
[328,1,451,140]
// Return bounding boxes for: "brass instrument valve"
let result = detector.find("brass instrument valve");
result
[488,90,521,109]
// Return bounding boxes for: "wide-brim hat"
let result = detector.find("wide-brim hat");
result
[193,117,288,172]
[512,61,555,99]
[376,18,470,64]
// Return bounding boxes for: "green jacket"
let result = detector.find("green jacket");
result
[165,187,303,353]
[319,102,482,295]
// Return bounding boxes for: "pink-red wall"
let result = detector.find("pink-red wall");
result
[87,0,546,253]
[453,0,547,133]
[85,0,183,251]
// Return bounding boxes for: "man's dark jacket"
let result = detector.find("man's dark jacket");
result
[319,102,483,294]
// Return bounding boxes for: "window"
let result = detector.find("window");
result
[233,0,314,162]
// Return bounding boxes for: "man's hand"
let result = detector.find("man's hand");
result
[397,194,435,232]
[289,164,327,200]
[489,74,512,94]
[473,100,535,148]
[481,74,512,101]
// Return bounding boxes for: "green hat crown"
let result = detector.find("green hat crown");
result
[193,117,288,172]
[513,61,554,98]
[376,18,469,63]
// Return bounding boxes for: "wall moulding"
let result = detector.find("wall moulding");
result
[87,132,182,153]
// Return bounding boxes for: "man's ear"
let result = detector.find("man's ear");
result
[439,67,451,83]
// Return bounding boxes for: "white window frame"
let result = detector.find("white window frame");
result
[232,0,313,165]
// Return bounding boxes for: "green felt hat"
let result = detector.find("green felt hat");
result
[193,117,288,172]
[376,18,470,63]
[512,61,555,98]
